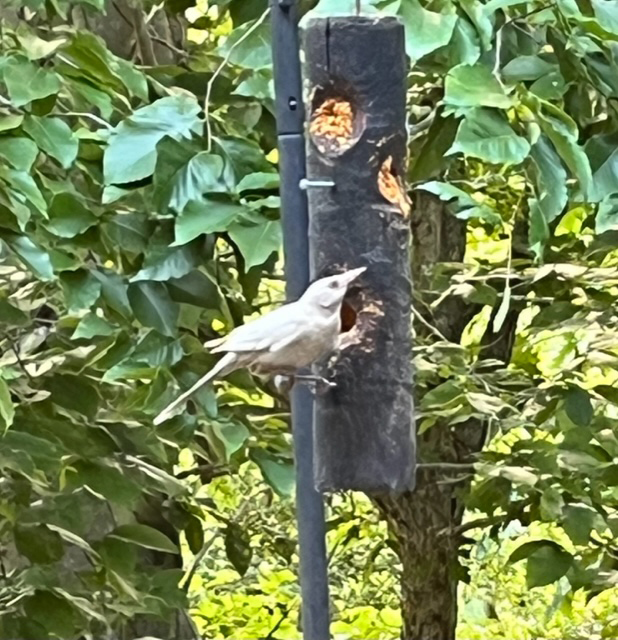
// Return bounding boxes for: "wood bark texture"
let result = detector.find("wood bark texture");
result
[303,17,416,493]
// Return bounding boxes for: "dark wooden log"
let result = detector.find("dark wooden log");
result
[303,16,415,493]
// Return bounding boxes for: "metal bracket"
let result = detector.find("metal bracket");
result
[299,178,335,190]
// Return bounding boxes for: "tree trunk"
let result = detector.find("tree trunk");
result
[375,192,519,639]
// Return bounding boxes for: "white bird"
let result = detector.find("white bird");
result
[153,266,366,425]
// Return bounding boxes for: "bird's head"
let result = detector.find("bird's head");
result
[301,266,366,311]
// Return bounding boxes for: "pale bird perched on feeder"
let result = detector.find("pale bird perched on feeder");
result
[153,266,366,425]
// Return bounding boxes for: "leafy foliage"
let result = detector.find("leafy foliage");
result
[2,0,618,637]
[0,1,287,636]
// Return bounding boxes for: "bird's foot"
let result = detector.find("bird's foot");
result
[273,374,294,395]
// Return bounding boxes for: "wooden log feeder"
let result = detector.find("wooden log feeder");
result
[303,16,416,493]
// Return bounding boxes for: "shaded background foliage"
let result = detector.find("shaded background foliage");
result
[1,0,618,638]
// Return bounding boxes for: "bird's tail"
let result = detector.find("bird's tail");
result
[153,352,236,425]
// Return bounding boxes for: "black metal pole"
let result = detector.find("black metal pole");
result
[269,1,330,639]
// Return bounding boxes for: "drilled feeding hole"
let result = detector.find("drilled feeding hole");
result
[309,85,364,156]
[339,290,383,353]
[378,156,411,218]
[340,299,357,334]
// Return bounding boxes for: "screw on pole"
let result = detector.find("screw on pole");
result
[299,178,336,190]
[269,1,331,639]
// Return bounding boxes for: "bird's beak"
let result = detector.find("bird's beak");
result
[339,266,366,287]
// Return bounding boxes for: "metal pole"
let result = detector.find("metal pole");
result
[269,1,330,638]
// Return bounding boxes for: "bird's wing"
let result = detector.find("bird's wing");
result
[211,303,305,353]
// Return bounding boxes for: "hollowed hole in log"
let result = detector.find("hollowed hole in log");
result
[340,299,357,333]
[377,156,411,218]
[309,83,365,157]
[338,289,384,353]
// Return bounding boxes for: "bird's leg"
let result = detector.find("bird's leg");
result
[273,374,295,395]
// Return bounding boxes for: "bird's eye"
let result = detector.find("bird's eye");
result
[329,281,337,289]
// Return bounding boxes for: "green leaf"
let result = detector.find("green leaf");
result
[447,108,530,165]
[0,113,24,132]
[528,97,592,198]
[527,136,568,258]
[509,540,573,587]
[0,167,47,214]
[103,212,152,254]
[23,116,78,169]
[2,56,62,107]
[252,451,295,497]
[109,524,179,554]
[69,460,141,506]
[228,219,281,269]
[409,113,459,181]
[591,0,618,34]
[131,245,201,282]
[128,282,179,337]
[563,505,597,545]
[526,543,573,588]
[529,71,566,101]
[131,331,184,367]
[530,138,569,216]
[71,313,115,339]
[47,193,98,238]
[0,299,29,326]
[444,63,514,110]
[212,420,250,460]
[540,487,564,520]
[174,199,246,245]
[215,136,273,187]
[564,386,593,426]
[24,591,75,639]
[502,56,556,83]
[15,28,66,60]
[184,515,205,555]
[224,521,252,576]
[46,373,100,418]
[92,270,131,318]
[153,137,226,213]
[596,195,618,234]
[0,378,14,431]
[417,181,501,224]
[166,270,220,308]
[103,95,202,185]
[397,0,458,61]
[60,269,102,312]
[2,233,54,280]
[219,18,272,70]
[0,137,39,171]
[587,133,618,202]
[236,171,279,192]
[444,16,481,66]
[14,523,64,564]
[234,72,274,100]
[62,31,148,100]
